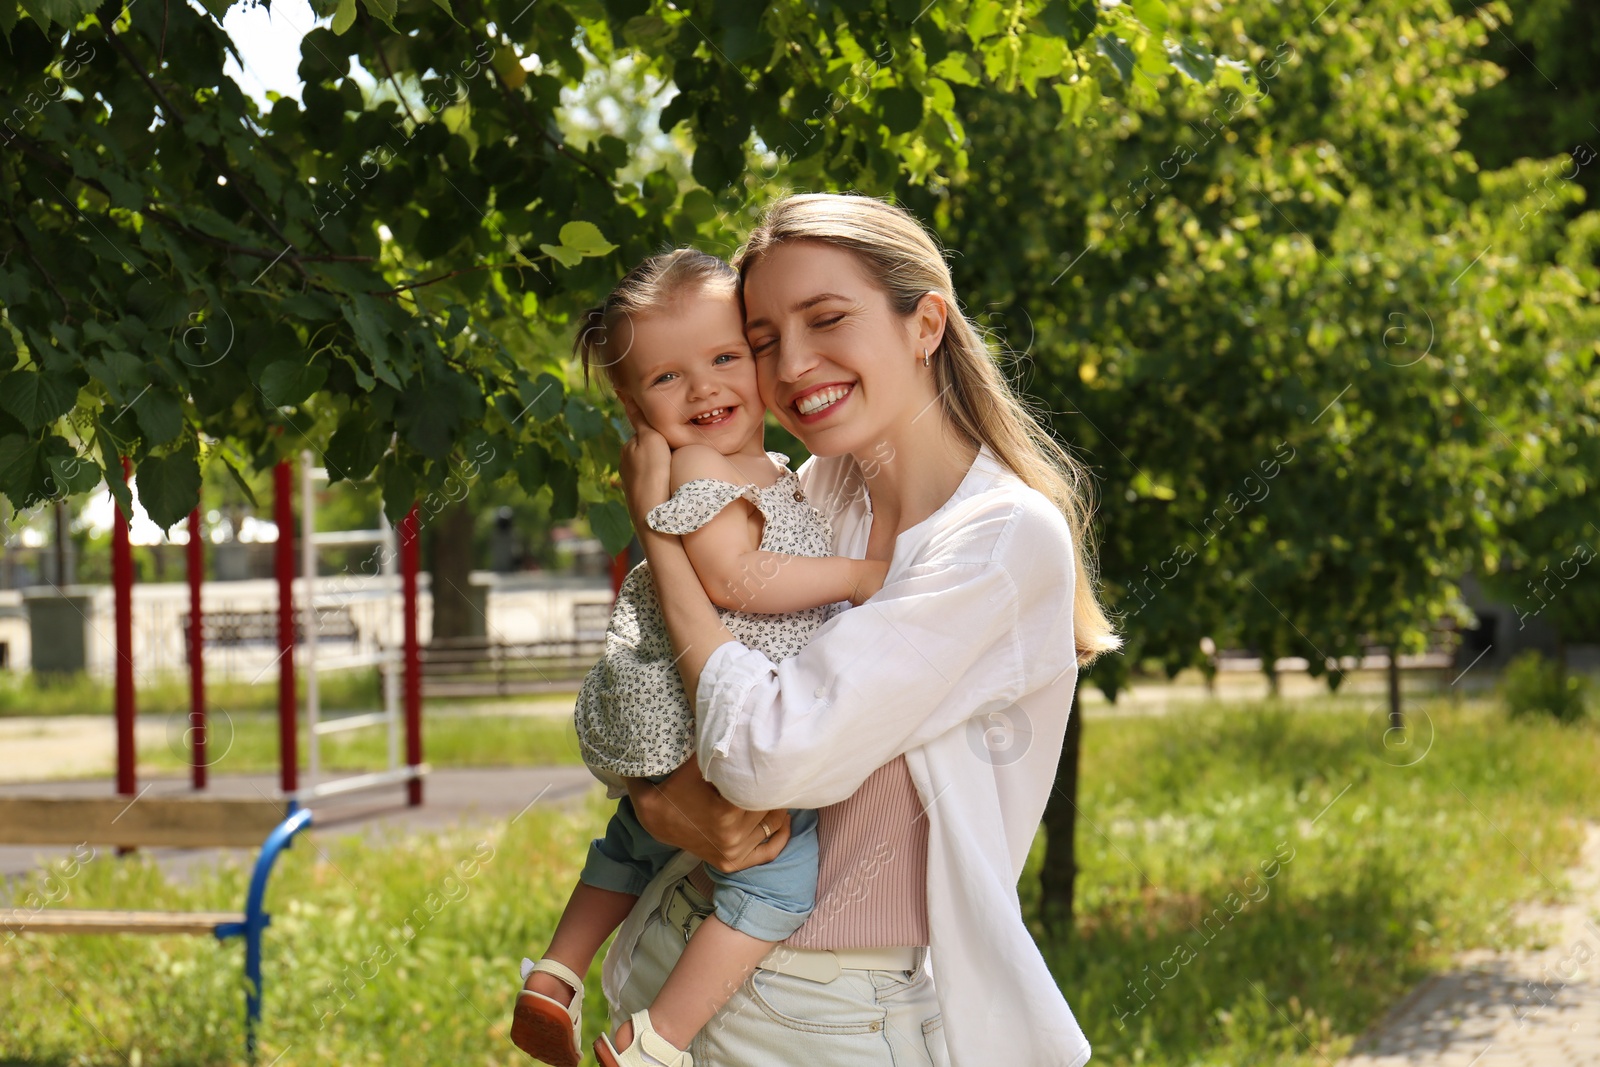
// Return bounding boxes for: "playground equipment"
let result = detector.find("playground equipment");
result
[109,455,426,807]
[295,450,428,805]
[0,795,313,1060]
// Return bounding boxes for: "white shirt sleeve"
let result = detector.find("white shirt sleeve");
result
[694,495,1072,810]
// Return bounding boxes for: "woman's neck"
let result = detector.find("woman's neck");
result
[857,418,979,540]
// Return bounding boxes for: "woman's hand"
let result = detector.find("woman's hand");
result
[618,394,673,532]
[627,754,792,873]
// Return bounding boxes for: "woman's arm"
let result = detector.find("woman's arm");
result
[693,499,1078,812]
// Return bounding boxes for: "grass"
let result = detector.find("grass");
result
[0,669,386,719]
[0,668,582,720]
[136,712,586,775]
[2,692,1598,1065]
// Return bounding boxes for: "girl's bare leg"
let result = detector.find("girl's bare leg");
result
[613,916,772,1052]
[526,882,640,1003]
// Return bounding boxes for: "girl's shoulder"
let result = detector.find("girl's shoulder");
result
[669,445,786,490]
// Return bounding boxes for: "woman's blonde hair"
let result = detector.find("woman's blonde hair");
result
[735,193,1121,667]
[574,247,738,389]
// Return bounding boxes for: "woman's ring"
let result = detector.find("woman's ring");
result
[760,819,774,842]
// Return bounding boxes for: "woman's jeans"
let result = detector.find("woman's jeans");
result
[582,791,820,942]
[614,875,950,1067]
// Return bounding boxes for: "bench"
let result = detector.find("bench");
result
[180,606,360,657]
[422,635,606,696]
[0,795,313,1061]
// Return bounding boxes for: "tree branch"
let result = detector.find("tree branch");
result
[367,260,533,296]
[366,14,422,128]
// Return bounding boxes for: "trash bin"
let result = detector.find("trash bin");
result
[23,589,93,676]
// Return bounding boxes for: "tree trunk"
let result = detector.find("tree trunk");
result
[1388,645,1403,731]
[1040,688,1083,937]
[428,502,478,643]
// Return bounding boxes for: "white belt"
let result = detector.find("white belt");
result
[660,878,923,984]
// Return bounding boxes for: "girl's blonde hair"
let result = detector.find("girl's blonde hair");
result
[735,193,1122,667]
[574,247,738,389]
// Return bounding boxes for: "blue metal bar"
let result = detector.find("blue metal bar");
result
[215,806,313,1062]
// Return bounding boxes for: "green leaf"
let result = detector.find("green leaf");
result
[518,373,565,424]
[588,499,634,556]
[331,0,357,34]
[0,435,41,496]
[1131,0,1169,35]
[259,361,329,407]
[135,444,202,529]
[879,86,924,135]
[557,220,618,257]
[220,453,259,508]
[0,370,77,431]
[564,396,606,440]
[680,189,718,226]
[548,460,578,520]
[540,242,584,268]
[341,296,400,388]
[381,456,418,524]
[1097,34,1136,83]
[1170,39,1216,84]
[1041,0,1095,46]
[133,388,184,446]
[327,412,388,482]
[362,0,396,28]
[19,0,77,33]
[46,452,101,496]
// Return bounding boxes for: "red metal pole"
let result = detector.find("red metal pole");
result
[401,504,422,806]
[274,460,297,798]
[187,509,206,790]
[113,458,135,798]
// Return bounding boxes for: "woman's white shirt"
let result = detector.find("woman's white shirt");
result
[601,442,1091,1067]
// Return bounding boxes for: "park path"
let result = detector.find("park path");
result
[1339,822,1600,1067]
[0,668,1443,783]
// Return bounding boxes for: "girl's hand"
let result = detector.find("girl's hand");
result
[618,394,672,532]
[626,754,791,873]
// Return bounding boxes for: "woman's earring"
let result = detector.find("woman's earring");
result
[922,348,931,368]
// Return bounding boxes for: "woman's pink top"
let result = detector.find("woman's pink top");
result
[687,753,930,948]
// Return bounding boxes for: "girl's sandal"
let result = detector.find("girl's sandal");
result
[511,957,585,1066]
[593,1008,694,1067]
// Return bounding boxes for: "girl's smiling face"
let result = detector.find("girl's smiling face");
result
[742,240,940,458]
[616,287,764,454]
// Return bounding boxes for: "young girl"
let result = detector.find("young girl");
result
[511,248,889,1067]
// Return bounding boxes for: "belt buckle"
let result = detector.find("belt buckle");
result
[664,881,707,943]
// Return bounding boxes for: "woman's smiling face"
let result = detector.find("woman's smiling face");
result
[742,241,935,458]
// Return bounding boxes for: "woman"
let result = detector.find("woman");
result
[602,193,1121,1067]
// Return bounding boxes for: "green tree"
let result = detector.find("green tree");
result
[897,0,1600,930]
[1,0,1215,546]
